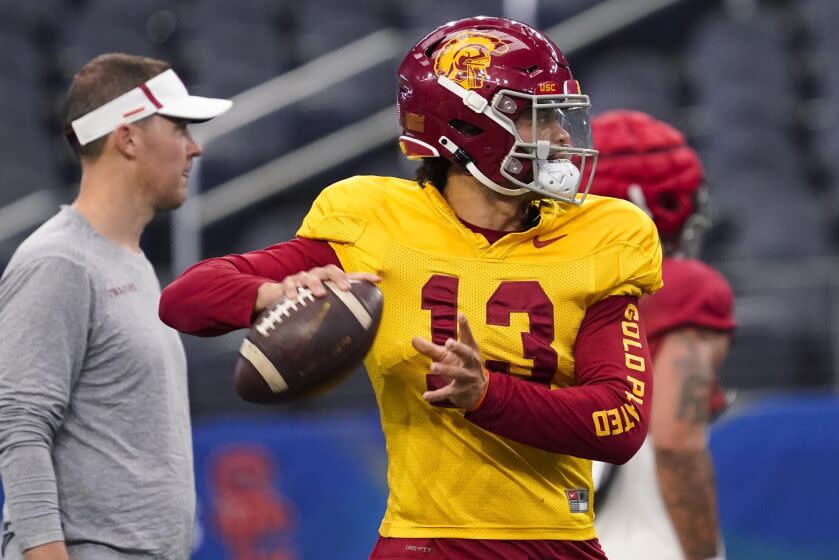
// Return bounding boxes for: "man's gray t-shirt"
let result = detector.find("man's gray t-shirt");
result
[0,206,193,559]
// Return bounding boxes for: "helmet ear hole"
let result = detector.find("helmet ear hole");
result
[657,192,680,212]
[449,119,484,138]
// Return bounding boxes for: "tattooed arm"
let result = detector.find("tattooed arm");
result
[651,328,731,560]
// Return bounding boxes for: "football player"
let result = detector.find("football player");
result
[589,110,735,560]
[160,18,662,559]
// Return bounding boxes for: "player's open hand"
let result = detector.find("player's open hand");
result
[412,313,488,410]
[255,266,381,313]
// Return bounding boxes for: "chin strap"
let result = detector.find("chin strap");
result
[438,136,530,197]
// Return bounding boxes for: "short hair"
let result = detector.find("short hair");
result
[63,53,171,161]
[414,158,452,192]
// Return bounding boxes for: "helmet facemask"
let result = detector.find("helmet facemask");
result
[492,90,598,205]
[679,187,712,258]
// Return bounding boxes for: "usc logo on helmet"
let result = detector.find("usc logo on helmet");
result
[433,32,509,90]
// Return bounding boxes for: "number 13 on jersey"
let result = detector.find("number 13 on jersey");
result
[421,274,558,385]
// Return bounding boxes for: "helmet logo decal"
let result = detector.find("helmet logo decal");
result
[433,32,509,90]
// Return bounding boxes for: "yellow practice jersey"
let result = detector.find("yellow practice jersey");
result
[297,176,662,540]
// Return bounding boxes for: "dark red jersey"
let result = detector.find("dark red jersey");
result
[641,257,735,413]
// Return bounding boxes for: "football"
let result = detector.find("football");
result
[234,279,383,403]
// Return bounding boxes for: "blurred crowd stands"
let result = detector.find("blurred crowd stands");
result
[0,0,836,416]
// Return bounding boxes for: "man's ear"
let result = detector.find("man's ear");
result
[111,123,140,159]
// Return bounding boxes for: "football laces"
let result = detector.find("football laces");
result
[256,286,315,337]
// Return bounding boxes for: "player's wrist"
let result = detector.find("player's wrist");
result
[254,282,282,313]
[467,368,491,412]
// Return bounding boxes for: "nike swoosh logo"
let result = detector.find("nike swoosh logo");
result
[533,234,567,248]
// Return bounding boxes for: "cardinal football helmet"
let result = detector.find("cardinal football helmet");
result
[397,16,597,205]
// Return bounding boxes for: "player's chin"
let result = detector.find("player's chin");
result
[524,189,544,203]
[514,187,543,204]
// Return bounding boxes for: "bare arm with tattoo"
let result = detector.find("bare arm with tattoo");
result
[651,328,731,560]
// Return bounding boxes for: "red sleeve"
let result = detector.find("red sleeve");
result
[466,295,652,464]
[642,258,735,416]
[158,237,341,336]
[641,258,735,346]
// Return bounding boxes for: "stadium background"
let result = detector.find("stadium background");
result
[0,0,837,558]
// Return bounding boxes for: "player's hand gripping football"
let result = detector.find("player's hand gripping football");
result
[412,313,489,410]
[255,265,381,312]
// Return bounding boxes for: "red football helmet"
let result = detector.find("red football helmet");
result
[589,110,706,242]
[397,16,598,205]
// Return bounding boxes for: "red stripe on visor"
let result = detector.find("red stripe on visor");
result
[139,84,163,109]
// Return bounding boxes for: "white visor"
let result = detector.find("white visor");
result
[70,69,233,146]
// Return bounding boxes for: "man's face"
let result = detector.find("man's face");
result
[514,107,573,152]
[135,115,202,210]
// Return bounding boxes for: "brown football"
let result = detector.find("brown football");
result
[234,279,383,403]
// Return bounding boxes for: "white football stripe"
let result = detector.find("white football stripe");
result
[325,282,372,329]
[239,339,289,393]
